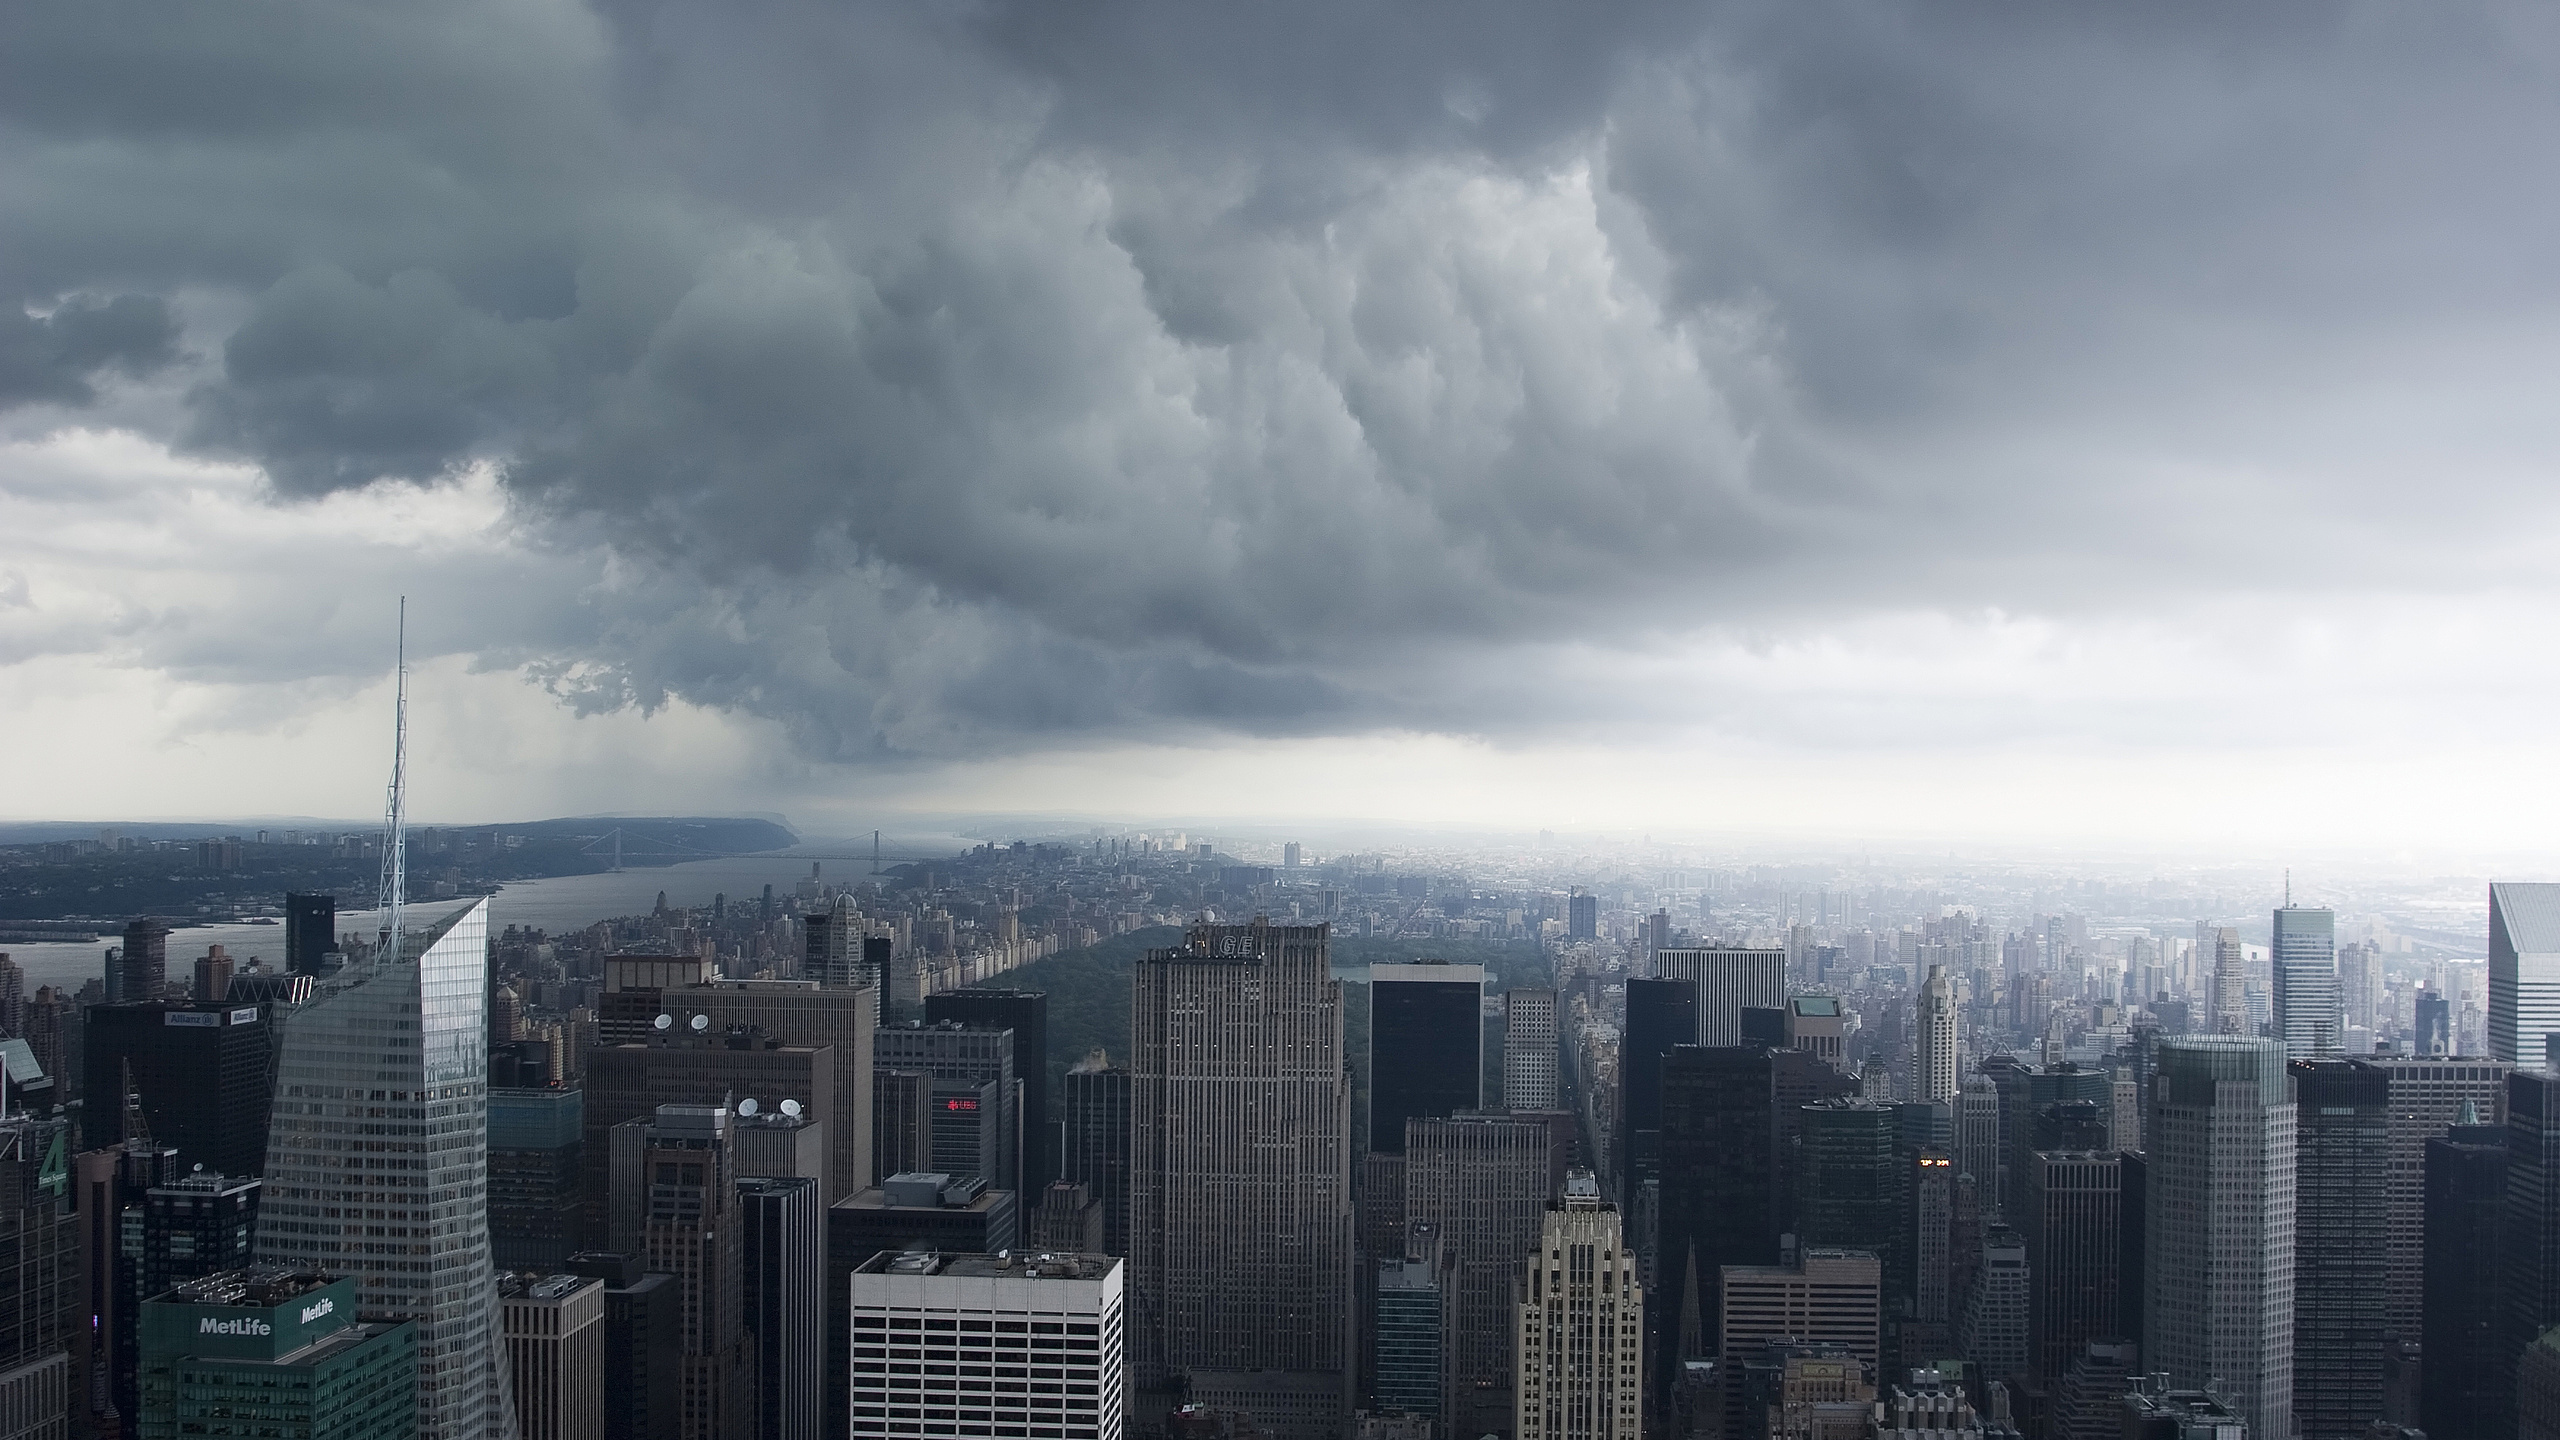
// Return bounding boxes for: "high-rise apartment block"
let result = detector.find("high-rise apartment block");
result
[2144,1036,2295,1440]
[1060,1053,1131,1257]
[848,1250,1126,1440]
[137,1270,417,1440]
[254,898,515,1440]
[2272,906,2340,1059]
[116,917,169,1003]
[2494,884,2560,1066]
[500,1271,605,1440]
[1652,948,1785,1048]
[1503,989,1561,1111]
[1130,922,1350,1438]
[1515,1173,1641,1440]
[1369,965,1484,1154]
[2290,1059,2389,1440]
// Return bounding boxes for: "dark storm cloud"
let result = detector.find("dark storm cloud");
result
[8,1,2560,760]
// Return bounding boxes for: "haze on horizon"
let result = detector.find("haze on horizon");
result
[8,4,2560,864]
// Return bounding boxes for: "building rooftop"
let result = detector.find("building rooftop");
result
[499,1272,602,1302]
[855,1250,1119,1280]
[170,1266,336,1309]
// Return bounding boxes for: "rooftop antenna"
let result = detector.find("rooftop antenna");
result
[2285,869,2292,908]
[376,598,409,963]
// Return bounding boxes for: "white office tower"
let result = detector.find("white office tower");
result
[1516,1172,1641,1440]
[2211,929,2249,1036]
[2270,905,2339,1059]
[1914,965,1960,1104]
[2490,883,2560,1065]
[1504,989,1561,1110]
[1651,947,1783,1047]
[260,898,519,1440]
[2144,1036,2295,1440]
[849,1251,1126,1440]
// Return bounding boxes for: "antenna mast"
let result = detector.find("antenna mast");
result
[377,598,409,962]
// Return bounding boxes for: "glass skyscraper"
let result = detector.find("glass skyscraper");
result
[256,898,518,1440]
[2271,904,2340,1059]
[2492,882,2560,1066]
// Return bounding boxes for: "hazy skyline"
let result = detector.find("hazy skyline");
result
[9,4,2560,858]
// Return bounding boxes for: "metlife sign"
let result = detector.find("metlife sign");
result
[143,1276,359,1362]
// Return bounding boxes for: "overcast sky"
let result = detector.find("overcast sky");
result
[7,2,2560,858]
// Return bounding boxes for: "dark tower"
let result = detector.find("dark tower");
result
[1568,894,1597,941]
[925,988,1053,1190]
[1061,1052,1131,1256]
[2425,1115,2509,1440]
[1366,963,1483,1155]
[81,1003,273,1178]
[1621,977,1697,1208]
[1655,1047,1781,1408]
[2501,1069,2560,1437]
[2292,1059,2392,1439]
[283,893,336,975]
[737,1175,822,1440]
[116,918,169,1002]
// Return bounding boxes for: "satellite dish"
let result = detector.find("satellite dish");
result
[690,1014,710,1032]
[653,1014,673,1031]
[779,1099,803,1119]
[738,1098,759,1117]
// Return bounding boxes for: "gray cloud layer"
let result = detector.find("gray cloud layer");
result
[9,2,2560,761]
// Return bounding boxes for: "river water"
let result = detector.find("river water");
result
[0,835,982,996]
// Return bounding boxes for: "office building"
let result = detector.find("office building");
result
[1031,1180,1105,1254]
[614,1105,751,1440]
[82,1000,273,1179]
[1514,1172,1641,1440]
[1719,1251,1880,1439]
[925,989,1052,1191]
[732,1107,827,1190]
[1369,965,1485,1155]
[2422,1111,2507,1440]
[875,1022,1018,1190]
[1061,1053,1130,1256]
[254,898,514,1440]
[2291,1059,2389,1439]
[1129,922,1350,1435]
[848,1250,1126,1440]
[806,896,862,990]
[1405,1112,1557,1434]
[1961,1225,2031,1384]
[1374,1243,1447,1423]
[2506,1068,2560,1440]
[1797,1102,1902,1298]
[1569,895,1597,942]
[137,1269,416,1440]
[1915,966,1960,1104]
[2120,1380,2247,1440]
[2018,1150,2120,1382]
[116,918,169,1003]
[0,1114,78,1440]
[1503,989,1561,1112]
[1656,1047,1780,1394]
[825,1176,1022,1440]
[738,1176,821,1440]
[2362,1055,2509,1338]
[1618,978,1696,1209]
[492,1086,584,1271]
[1653,948,1785,1048]
[1913,1151,1955,1329]
[114,1169,264,1422]
[2273,906,2340,1060]
[286,892,339,974]
[2529,1329,2560,1440]
[500,1271,605,1440]
[2211,929,2248,1036]
[1785,996,1848,1075]
[1876,1366,1984,1440]
[563,1253,678,1440]
[582,1026,833,1243]
[875,1068,932,1179]
[2340,942,2384,1039]
[2495,884,2560,1066]
[598,963,876,1205]
[192,946,234,1005]
[1957,1078,2002,1213]
[2145,1036,2295,1440]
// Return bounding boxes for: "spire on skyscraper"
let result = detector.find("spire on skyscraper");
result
[377,597,408,962]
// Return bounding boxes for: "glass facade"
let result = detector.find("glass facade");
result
[256,899,518,1440]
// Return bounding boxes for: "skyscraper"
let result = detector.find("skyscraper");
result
[2290,1059,2389,1440]
[138,1270,417,1440]
[1914,966,1960,1104]
[583,1023,835,1239]
[2144,1036,2295,1440]
[285,892,338,975]
[1404,1111,1557,1435]
[562,1253,679,1440]
[82,999,274,1178]
[256,897,516,1440]
[2493,883,2560,1066]
[2423,1113,2507,1440]
[1796,1101,1903,1309]
[116,917,169,1003]
[491,1085,584,1271]
[2504,1068,2560,1439]
[737,1175,822,1440]
[499,1271,605,1440]
[1515,1172,1641,1440]
[1061,1051,1130,1257]
[0,1113,78,1440]
[616,1105,751,1440]
[925,989,1052,1191]
[1654,1048,1781,1400]
[2020,1149,2121,1383]
[1568,895,1597,942]
[1618,979,1696,1210]
[1369,964,1484,1154]
[2211,928,2248,1036]
[2273,905,2340,1060]
[1652,948,1785,1048]
[1130,922,1350,1438]
[875,1022,1018,1190]
[1503,989,1561,1111]
[1719,1251,1880,1439]
[848,1250,1126,1440]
